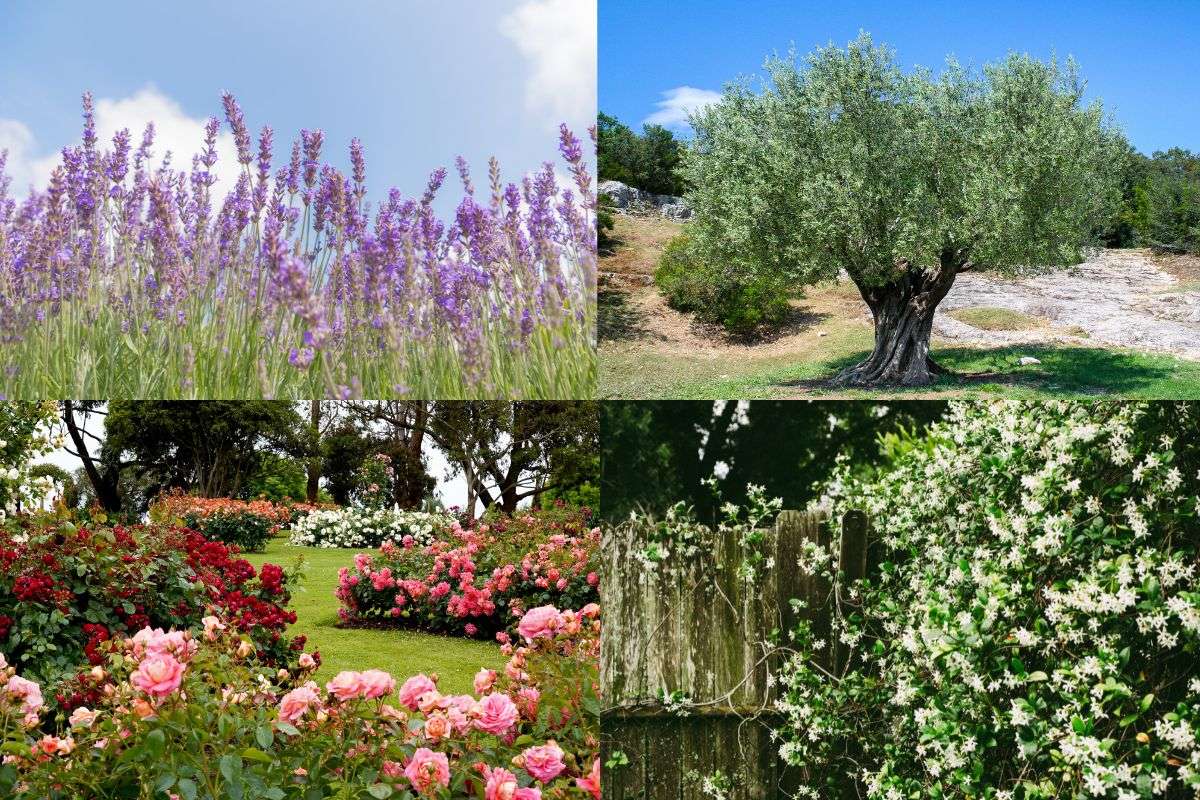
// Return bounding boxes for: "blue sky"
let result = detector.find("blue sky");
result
[600,0,1199,155]
[0,0,595,213]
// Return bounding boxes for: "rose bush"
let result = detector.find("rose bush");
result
[288,507,455,549]
[775,401,1200,799]
[336,507,599,639]
[0,604,600,799]
[0,519,304,718]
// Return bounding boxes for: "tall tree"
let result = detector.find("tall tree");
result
[357,401,599,517]
[102,401,302,501]
[682,34,1123,386]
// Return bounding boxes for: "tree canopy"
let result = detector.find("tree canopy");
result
[681,34,1124,385]
[598,112,687,196]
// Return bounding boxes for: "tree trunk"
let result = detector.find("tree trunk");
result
[306,400,321,503]
[830,263,959,388]
[62,401,122,512]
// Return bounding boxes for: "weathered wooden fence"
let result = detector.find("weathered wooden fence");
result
[601,509,871,799]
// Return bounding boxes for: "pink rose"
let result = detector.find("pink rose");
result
[473,668,497,695]
[359,669,396,700]
[482,766,542,800]
[5,676,43,714]
[517,605,561,642]
[522,741,565,783]
[586,572,598,587]
[424,713,451,740]
[298,652,316,669]
[68,706,98,728]
[326,671,363,701]
[517,687,540,719]
[576,759,600,799]
[278,684,321,723]
[131,654,185,697]
[398,674,437,710]
[474,692,518,735]
[404,747,450,795]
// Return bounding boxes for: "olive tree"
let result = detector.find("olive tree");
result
[682,34,1124,386]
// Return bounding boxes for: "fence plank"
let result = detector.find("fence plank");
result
[603,509,868,799]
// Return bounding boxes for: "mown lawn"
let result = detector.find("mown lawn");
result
[243,539,499,694]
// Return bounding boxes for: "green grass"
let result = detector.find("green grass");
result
[243,538,499,694]
[0,302,595,399]
[601,323,1200,399]
[947,306,1045,331]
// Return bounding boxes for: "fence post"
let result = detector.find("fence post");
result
[831,510,869,676]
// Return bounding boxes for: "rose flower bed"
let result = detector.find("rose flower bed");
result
[0,519,305,719]
[336,507,600,640]
[150,490,327,552]
[0,604,600,799]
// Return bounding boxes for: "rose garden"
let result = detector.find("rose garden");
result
[0,401,600,798]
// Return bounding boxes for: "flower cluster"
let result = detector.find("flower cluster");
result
[336,507,599,639]
[0,604,600,799]
[0,402,60,515]
[287,506,455,549]
[150,489,325,526]
[0,93,596,399]
[0,520,303,716]
[775,401,1200,799]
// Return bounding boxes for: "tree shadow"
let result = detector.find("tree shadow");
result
[712,306,833,346]
[599,289,650,342]
[777,344,1184,395]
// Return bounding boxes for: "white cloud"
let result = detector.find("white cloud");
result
[500,0,596,132]
[0,118,53,195]
[0,85,241,200]
[644,86,723,130]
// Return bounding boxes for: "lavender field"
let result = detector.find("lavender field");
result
[0,94,596,399]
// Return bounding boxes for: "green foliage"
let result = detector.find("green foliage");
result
[244,452,308,503]
[600,400,947,522]
[186,510,275,553]
[654,234,793,334]
[322,423,376,506]
[682,33,1123,294]
[0,402,58,512]
[598,111,687,196]
[1111,147,1200,252]
[597,194,617,254]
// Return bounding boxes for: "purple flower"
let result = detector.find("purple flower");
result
[221,92,252,165]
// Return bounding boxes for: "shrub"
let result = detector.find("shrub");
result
[655,234,792,335]
[188,510,274,552]
[336,507,600,639]
[288,507,455,549]
[0,604,600,799]
[0,520,302,717]
[774,401,1200,798]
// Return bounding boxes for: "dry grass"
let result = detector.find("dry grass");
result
[948,306,1047,331]
[600,214,684,277]
[1148,250,1200,292]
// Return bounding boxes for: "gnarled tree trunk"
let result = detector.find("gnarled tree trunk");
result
[830,260,960,388]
